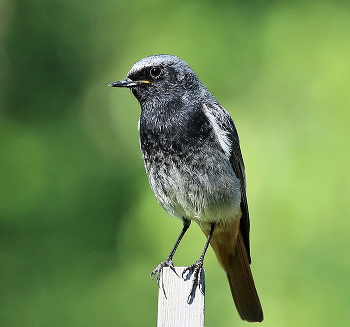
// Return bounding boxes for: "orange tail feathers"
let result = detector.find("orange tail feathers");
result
[208,223,263,322]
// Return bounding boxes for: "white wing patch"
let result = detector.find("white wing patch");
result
[203,104,232,158]
[137,119,140,131]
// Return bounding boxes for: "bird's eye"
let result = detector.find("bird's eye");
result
[150,67,162,78]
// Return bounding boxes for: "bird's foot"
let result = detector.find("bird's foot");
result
[150,258,177,287]
[182,258,205,303]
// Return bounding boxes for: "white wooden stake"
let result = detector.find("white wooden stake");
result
[157,267,205,327]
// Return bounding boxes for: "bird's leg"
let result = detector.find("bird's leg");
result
[150,219,191,287]
[182,222,216,303]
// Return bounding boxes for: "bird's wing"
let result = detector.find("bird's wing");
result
[228,122,251,263]
[204,102,251,262]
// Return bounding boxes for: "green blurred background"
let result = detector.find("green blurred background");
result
[1,0,350,326]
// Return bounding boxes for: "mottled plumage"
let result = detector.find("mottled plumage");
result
[109,54,263,322]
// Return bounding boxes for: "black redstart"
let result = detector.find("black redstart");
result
[109,54,263,322]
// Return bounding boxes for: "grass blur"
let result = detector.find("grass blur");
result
[1,0,350,326]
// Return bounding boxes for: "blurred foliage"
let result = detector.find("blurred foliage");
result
[1,0,350,326]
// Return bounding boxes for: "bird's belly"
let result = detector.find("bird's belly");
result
[145,157,242,223]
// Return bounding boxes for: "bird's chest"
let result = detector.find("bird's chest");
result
[139,107,211,164]
[138,109,240,222]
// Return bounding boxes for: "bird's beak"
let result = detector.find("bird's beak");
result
[108,78,150,88]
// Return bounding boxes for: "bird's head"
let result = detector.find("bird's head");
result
[109,54,202,104]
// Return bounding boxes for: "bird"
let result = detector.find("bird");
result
[109,54,263,322]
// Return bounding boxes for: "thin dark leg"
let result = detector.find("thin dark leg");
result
[182,222,216,303]
[150,219,191,285]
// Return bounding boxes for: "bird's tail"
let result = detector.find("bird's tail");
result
[208,222,263,322]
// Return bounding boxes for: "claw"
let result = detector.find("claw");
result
[150,258,178,291]
[182,265,194,280]
[182,259,205,303]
